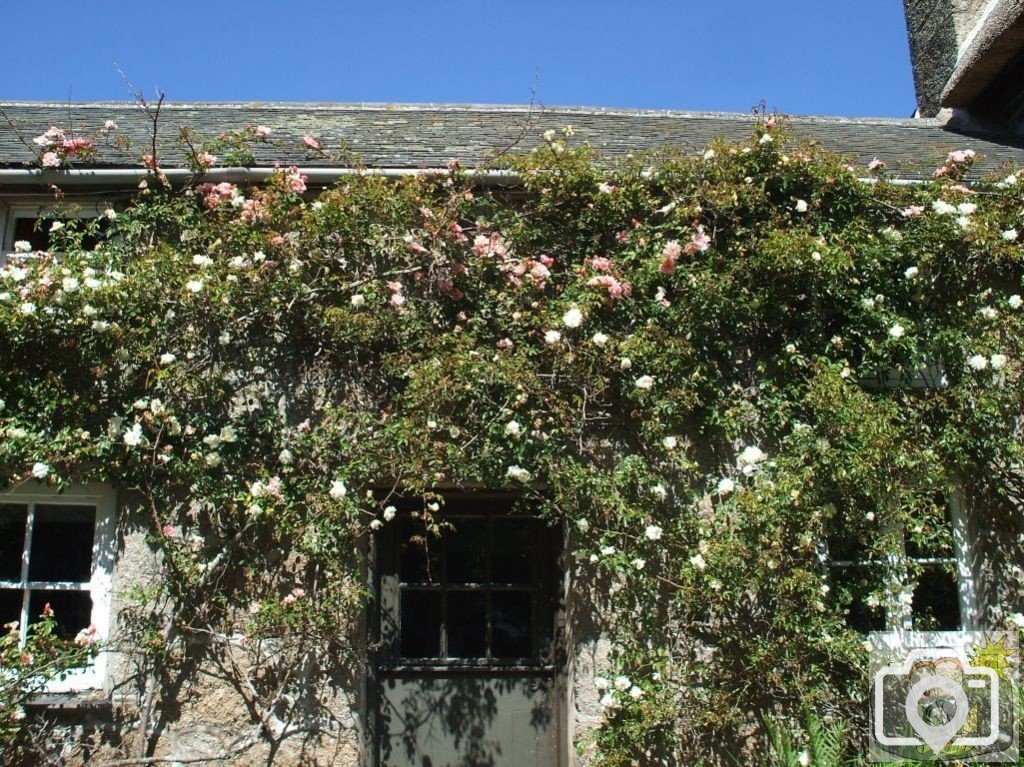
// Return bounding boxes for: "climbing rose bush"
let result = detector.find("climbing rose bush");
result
[1,117,1023,764]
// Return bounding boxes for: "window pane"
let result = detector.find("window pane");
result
[0,589,23,627]
[912,567,961,630]
[399,518,441,585]
[830,566,886,633]
[29,505,95,582]
[13,218,50,252]
[905,494,954,560]
[492,591,532,658]
[0,505,28,582]
[491,519,533,584]
[446,591,486,658]
[28,590,92,639]
[445,519,488,584]
[399,590,442,659]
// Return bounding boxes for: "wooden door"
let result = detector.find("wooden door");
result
[373,496,563,767]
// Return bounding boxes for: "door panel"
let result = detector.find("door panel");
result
[377,673,559,767]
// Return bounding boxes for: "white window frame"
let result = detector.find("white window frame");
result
[826,487,978,632]
[0,483,115,691]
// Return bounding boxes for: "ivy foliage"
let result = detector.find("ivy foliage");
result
[1,118,1023,764]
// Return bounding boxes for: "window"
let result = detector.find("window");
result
[0,484,115,690]
[376,494,561,666]
[825,489,976,632]
[1,202,112,265]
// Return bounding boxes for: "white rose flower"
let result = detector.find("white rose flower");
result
[1010,295,1023,309]
[20,302,36,315]
[544,330,562,345]
[159,353,176,365]
[690,553,707,571]
[904,266,919,279]
[980,306,998,320]
[192,254,213,267]
[370,519,383,531]
[619,357,632,370]
[889,324,905,339]
[1002,229,1019,242]
[794,199,808,213]
[383,505,397,522]
[31,462,50,479]
[967,354,989,371]
[204,452,222,467]
[62,277,80,293]
[504,420,522,438]
[350,294,365,308]
[931,200,956,215]
[594,676,610,691]
[991,354,1008,370]
[278,448,294,465]
[91,320,110,332]
[186,279,204,293]
[13,240,32,253]
[651,484,667,501]
[505,465,531,483]
[738,445,767,467]
[123,423,143,447]
[645,524,663,541]
[632,558,646,570]
[634,375,655,391]
[663,435,678,450]
[591,331,609,346]
[601,545,616,557]
[957,202,977,216]
[576,518,590,533]
[562,307,583,328]
[614,675,631,691]
[717,477,735,495]
[329,480,347,500]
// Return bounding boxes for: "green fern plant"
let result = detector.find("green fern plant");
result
[765,713,847,767]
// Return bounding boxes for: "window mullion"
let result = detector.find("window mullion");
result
[18,504,34,646]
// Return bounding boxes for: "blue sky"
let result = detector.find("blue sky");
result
[2,1,915,118]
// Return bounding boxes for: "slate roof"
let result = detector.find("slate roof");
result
[2,101,1024,180]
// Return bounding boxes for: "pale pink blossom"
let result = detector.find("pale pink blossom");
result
[41,152,60,168]
[947,149,976,164]
[284,166,307,193]
[303,135,322,150]
[901,205,925,218]
[196,152,217,168]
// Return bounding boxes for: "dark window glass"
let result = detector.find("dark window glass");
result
[12,217,106,253]
[0,505,28,581]
[446,591,486,658]
[0,589,22,626]
[491,519,532,584]
[492,591,532,658]
[445,518,488,583]
[400,590,442,658]
[912,567,961,630]
[28,505,95,582]
[28,590,92,639]
[12,218,51,252]
[399,518,441,585]
[830,566,886,633]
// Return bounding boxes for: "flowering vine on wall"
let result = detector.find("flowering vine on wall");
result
[1,114,1023,765]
